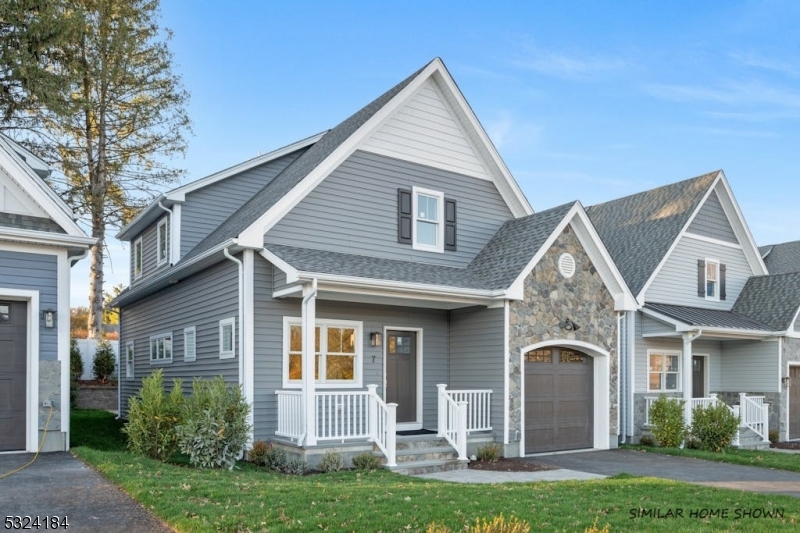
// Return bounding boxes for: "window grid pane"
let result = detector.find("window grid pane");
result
[287,323,357,384]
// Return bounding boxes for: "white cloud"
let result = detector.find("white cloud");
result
[508,41,627,80]
[645,80,800,109]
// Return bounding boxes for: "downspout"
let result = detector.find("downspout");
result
[69,248,90,267]
[157,202,173,265]
[224,248,244,395]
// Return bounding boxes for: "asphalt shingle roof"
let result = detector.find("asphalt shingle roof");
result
[645,302,773,331]
[732,272,800,330]
[759,240,800,275]
[586,171,719,296]
[179,62,430,265]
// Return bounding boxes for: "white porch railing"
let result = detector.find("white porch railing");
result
[644,394,722,427]
[739,393,769,442]
[437,384,467,461]
[316,391,371,441]
[276,390,304,440]
[366,385,397,467]
[444,389,493,433]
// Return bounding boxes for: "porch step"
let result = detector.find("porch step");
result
[382,434,467,475]
[396,445,458,463]
[387,458,468,476]
[733,427,771,450]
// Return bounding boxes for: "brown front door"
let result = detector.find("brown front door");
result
[525,347,593,454]
[0,301,27,451]
[386,330,417,424]
[790,366,800,440]
[692,356,705,398]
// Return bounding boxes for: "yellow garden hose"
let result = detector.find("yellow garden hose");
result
[0,405,54,479]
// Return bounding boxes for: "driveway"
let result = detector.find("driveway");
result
[0,452,171,532]
[529,449,800,498]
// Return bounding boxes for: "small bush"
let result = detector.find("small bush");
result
[476,442,502,462]
[249,440,270,466]
[176,376,252,470]
[685,435,701,449]
[282,458,308,475]
[70,339,84,381]
[584,516,610,533]
[769,429,780,445]
[317,449,344,473]
[264,445,287,471]
[352,452,381,471]
[92,340,116,382]
[638,435,654,446]
[123,369,184,461]
[649,395,687,448]
[691,402,739,452]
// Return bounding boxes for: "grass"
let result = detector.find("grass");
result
[623,444,800,473]
[71,410,800,532]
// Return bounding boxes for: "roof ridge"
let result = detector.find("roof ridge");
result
[587,170,720,210]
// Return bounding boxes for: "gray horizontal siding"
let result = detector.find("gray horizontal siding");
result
[119,257,240,417]
[633,329,723,393]
[130,215,169,287]
[719,339,779,393]
[0,249,57,361]
[449,306,504,441]
[264,150,514,268]
[686,190,737,244]
[181,151,303,257]
[253,253,449,440]
[645,234,752,309]
[641,315,676,337]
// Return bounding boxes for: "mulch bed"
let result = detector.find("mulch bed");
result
[468,458,557,472]
[772,441,800,450]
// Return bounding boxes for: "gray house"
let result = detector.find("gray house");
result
[0,133,94,453]
[114,58,636,468]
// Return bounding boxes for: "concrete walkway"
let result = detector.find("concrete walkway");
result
[0,452,172,532]
[415,467,605,483]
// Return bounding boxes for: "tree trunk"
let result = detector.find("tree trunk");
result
[88,219,104,339]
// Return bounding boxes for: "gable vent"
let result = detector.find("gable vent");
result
[558,253,576,279]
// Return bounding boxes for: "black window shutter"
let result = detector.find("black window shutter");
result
[397,188,412,244]
[697,259,705,297]
[720,263,727,300]
[444,198,457,251]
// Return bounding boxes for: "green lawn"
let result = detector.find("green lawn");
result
[623,444,800,473]
[71,410,800,532]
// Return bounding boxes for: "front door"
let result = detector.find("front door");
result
[386,330,417,425]
[790,366,800,440]
[692,356,705,398]
[0,301,27,451]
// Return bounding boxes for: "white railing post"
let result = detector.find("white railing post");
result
[457,400,468,461]
[437,384,447,437]
[367,384,378,442]
[761,403,770,442]
[386,403,397,467]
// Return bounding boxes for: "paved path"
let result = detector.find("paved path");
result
[0,452,172,532]
[415,467,605,483]
[528,449,800,498]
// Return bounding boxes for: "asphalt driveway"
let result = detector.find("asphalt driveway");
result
[0,452,171,532]
[529,449,800,498]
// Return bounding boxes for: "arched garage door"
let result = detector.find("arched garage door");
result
[525,346,593,454]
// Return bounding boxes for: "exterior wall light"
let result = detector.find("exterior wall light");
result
[42,309,56,328]
[559,318,580,331]
[370,332,382,347]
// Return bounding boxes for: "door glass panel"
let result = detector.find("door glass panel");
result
[0,304,8,323]
[389,335,411,355]
[560,349,587,363]
[525,349,552,363]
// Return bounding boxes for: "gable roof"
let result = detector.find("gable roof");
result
[759,240,800,275]
[587,171,719,298]
[732,272,800,331]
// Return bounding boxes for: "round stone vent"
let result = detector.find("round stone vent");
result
[558,253,576,279]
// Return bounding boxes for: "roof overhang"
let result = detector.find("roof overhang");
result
[0,227,96,250]
[640,306,777,340]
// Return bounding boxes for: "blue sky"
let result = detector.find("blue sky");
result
[72,0,800,305]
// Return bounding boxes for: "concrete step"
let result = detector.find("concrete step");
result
[395,435,449,450]
[388,458,468,476]
[395,446,458,463]
[733,427,771,450]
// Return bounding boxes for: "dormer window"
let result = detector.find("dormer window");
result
[157,218,169,266]
[397,187,457,253]
[697,258,726,301]
[133,237,143,279]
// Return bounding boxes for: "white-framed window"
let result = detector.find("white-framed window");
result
[149,332,172,364]
[125,342,134,380]
[184,326,196,362]
[157,217,169,266]
[133,237,143,279]
[705,258,719,300]
[283,317,362,388]
[648,350,681,392]
[412,186,444,253]
[219,317,235,359]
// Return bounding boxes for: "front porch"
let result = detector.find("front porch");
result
[274,384,494,470]
[644,393,770,448]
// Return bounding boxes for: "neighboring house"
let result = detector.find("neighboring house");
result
[588,171,800,446]
[114,58,637,467]
[0,133,94,453]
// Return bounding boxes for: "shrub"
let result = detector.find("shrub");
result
[123,369,184,461]
[264,444,287,471]
[249,440,270,466]
[351,452,381,471]
[685,435,701,449]
[92,340,116,383]
[638,435,654,446]
[70,339,84,381]
[769,429,779,445]
[176,376,252,470]
[282,458,308,475]
[691,402,739,452]
[648,395,687,448]
[317,449,344,473]
[476,442,502,462]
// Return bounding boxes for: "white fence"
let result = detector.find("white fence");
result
[73,338,119,380]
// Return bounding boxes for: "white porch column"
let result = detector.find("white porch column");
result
[682,331,701,427]
[302,280,318,446]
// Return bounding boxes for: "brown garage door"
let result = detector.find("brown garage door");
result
[790,366,800,440]
[525,347,593,454]
[0,300,27,451]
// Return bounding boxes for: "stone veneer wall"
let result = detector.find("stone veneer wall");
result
[38,360,66,452]
[783,338,800,440]
[508,226,619,450]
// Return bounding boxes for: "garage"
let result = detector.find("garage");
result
[525,346,593,454]
[0,300,27,451]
